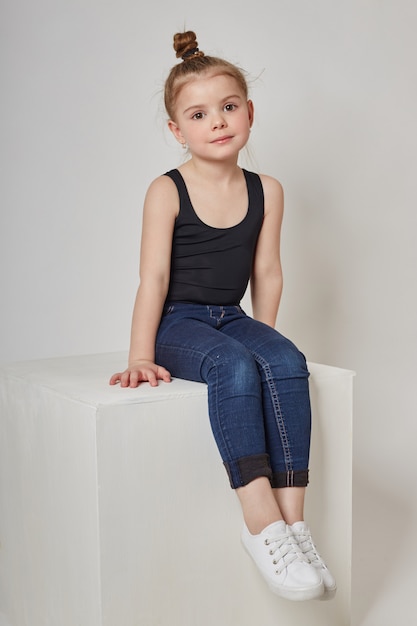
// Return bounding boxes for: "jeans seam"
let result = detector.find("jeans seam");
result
[253,352,294,474]
[209,352,236,470]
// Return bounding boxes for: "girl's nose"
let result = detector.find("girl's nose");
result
[212,115,227,130]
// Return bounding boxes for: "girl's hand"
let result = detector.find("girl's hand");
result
[109,360,172,388]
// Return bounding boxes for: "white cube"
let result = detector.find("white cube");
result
[0,353,354,626]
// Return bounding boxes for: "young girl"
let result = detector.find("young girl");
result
[110,30,336,602]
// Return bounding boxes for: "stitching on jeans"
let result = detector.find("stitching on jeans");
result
[287,470,294,487]
[208,306,226,328]
[253,353,294,474]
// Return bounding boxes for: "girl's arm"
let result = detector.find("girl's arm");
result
[109,176,178,387]
[250,175,284,328]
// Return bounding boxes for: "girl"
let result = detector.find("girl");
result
[110,30,335,602]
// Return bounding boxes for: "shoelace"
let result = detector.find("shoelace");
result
[293,530,325,568]
[264,529,306,575]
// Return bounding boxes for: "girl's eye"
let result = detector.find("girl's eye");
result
[224,103,237,112]
[192,112,205,120]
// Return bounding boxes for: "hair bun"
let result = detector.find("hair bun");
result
[173,30,205,61]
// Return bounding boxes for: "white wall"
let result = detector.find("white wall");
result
[1,1,416,624]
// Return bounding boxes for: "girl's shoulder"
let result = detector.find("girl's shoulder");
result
[145,172,182,202]
[257,173,284,218]
[143,173,180,219]
[257,173,284,196]
[146,172,179,194]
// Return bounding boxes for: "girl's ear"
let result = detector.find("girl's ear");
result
[247,100,255,128]
[168,120,185,145]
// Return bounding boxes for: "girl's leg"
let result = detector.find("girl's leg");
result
[236,477,283,534]
[220,310,312,525]
[273,486,306,525]
[221,311,336,598]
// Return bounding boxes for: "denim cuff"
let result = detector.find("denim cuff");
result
[224,453,273,489]
[271,469,309,488]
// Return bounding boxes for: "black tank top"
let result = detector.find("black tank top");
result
[164,168,264,306]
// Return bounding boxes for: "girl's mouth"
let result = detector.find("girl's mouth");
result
[211,135,233,144]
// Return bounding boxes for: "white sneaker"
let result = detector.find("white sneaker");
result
[241,520,324,601]
[290,521,337,600]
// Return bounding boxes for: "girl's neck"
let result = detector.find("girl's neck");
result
[179,156,242,185]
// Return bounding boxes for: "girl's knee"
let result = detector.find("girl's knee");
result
[204,344,260,387]
[285,344,309,376]
[259,338,309,380]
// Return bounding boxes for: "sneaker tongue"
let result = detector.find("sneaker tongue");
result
[261,520,287,536]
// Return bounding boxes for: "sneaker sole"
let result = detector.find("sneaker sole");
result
[316,585,337,601]
[268,579,324,602]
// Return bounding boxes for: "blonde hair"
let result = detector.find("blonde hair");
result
[164,31,249,121]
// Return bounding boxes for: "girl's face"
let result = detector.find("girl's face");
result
[168,72,254,161]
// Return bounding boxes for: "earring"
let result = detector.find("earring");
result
[181,141,187,150]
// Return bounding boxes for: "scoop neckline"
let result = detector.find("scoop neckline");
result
[173,168,250,231]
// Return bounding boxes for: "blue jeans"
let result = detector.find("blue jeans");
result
[156,303,311,489]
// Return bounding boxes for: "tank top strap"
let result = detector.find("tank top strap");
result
[242,169,264,212]
[164,169,196,221]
